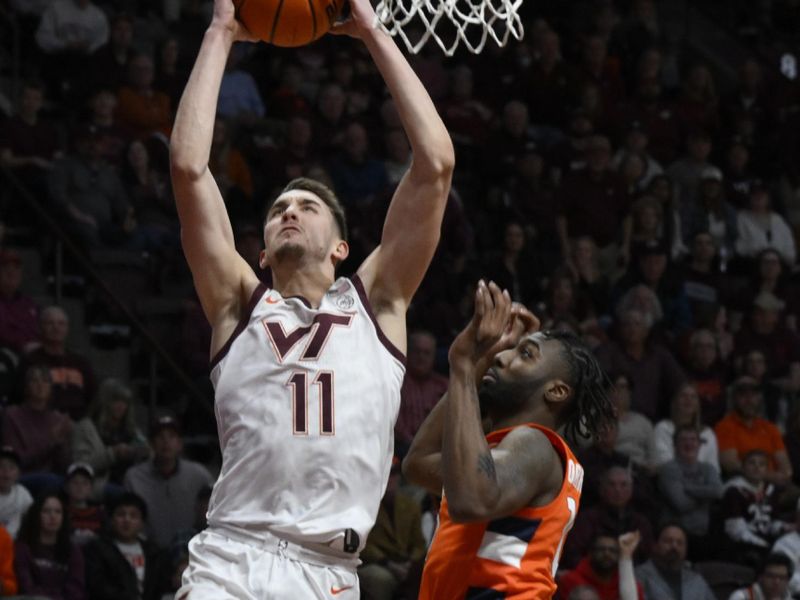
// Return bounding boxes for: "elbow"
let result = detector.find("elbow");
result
[413,142,456,182]
[401,455,421,485]
[168,139,207,182]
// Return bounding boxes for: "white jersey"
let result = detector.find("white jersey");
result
[206,276,405,556]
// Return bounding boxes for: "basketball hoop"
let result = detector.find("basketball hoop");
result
[375,0,523,55]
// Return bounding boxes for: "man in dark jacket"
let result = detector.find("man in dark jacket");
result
[84,492,167,600]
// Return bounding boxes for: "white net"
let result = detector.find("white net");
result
[375,0,523,56]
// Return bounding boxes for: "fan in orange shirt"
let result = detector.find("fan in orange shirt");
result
[404,280,616,599]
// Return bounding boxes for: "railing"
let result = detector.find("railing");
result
[0,164,214,421]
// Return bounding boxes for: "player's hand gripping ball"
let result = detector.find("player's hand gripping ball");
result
[234,0,346,46]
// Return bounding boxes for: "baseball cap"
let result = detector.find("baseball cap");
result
[732,375,760,394]
[753,291,786,312]
[66,462,95,479]
[0,446,20,466]
[149,414,182,438]
[700,166,724,182]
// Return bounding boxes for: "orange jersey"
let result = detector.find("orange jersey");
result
[419,424,584,600]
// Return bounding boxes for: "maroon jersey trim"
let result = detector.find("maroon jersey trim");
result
[351,275,406,365]
[209,282,269,369]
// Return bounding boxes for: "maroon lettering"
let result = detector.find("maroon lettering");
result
[287,372,308,435]
[315,371,334,435]
[264,314,352,362]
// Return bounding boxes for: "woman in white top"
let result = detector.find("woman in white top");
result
[653,382,720,473]
[736,183,796,266]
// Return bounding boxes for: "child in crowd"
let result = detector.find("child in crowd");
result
[64,462,105,546]
[0,445,33,538]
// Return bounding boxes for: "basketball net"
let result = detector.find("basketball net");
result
[375,0,523,55]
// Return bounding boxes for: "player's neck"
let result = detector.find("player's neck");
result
[487,404,555,433]
[271,263,335,308]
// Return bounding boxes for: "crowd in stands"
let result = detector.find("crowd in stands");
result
[1,0,800,598]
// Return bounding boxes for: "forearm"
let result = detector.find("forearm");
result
[170,26,235,173]
[618,558,638,600]
[402,394,446,494]
[441,361,498,520]
[360,29,453,174]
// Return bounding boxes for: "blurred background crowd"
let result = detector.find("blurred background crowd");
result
[1,0,800,598]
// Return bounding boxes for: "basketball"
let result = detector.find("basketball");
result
[235,0,347,47]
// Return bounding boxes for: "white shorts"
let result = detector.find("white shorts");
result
[176,528,360,600]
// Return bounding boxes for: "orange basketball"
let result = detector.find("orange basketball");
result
[235,0,346,47]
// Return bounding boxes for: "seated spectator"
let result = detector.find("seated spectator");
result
[14,490,85,599]
[634,523,716,600]
[556,135,631,278]
[729,552,794,600]
[0,523,17,596]
[19,305,97,420]
[733,291,800,396]
[684,328,729,427]
[721,450,792,567]
[557,531,644,600]
[394,331,448,450]
[576,421,656,517]
[657,426,723,550]
[742,349,790,430]
[568,236,611,325]
[115,52,172,140]
[0,446,33,538]
[736,183,796,268]
[0,79,61,216]
[2,365,71,494]
[0,248,38,355]
[482,221,541,308]
[679,166,738,263]
[84,492,168,600]
[71,378,149,501]
[217,44,265,126]
[47,125,133,251]
[84,89,130,169]
[665,129,714,209]
[168,485,211,553]
[328,121,390,208]
[63,463,104,547]
[86,13,134,94]
[358,458,426,600]
[785,409,800,489]
[715,376,793,486]
[772,499,800,597]
[123,415,213,547]
[653,383,720,473]
[562,466,654,570]
[595,308,686,421]
[121,139,179,258]
[610,373,656,472]
[209,117,255,225]
[679,231,729,328]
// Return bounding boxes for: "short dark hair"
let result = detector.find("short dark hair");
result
[542,330,616,441]
[673,423,701,443]
[108,492,148,520]
[656,521,687,542]
[270,177,348,242]
[760,552,794,578]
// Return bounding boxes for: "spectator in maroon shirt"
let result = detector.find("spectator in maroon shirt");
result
[394,331,448,450]
[0,249,38,354]
[556,135,632,278]
[595,307,686,420]
[622,76,682,165]
[18,306,96,421]
[0,79,61,220]
[674,64,720,137]
[522,28,571,128]
[570,34,626,116]
[2,365,71,493]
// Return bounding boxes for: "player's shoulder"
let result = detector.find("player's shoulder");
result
[498,426,560,462]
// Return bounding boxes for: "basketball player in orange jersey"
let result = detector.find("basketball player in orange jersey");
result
[404,280,616,599]
[168,0,454,596]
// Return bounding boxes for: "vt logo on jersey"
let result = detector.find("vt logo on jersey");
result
[262,313,353,436]
[264,314,352,362]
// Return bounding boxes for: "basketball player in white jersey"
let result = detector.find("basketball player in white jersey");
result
[169,0,454,596]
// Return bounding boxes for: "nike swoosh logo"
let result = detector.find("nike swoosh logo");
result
[331,585,353,595]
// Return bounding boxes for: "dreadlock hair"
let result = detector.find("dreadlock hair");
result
[540,329,617,443]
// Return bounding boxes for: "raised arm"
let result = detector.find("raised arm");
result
[169,0,259,351]
[403,299,539,496]
[335,0,454,337]
[440,282,557,522]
